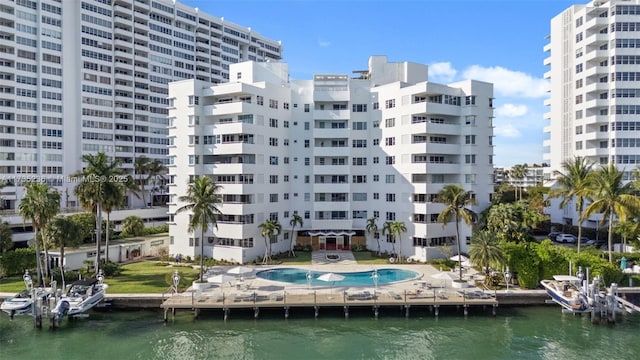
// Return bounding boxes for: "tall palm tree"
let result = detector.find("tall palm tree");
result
[511,165,527,200]
[44,216,82,289]
[146,159,166,207]
[102,180,128,263]
[134,156,152,208]
[175,176,223,283]
[18,182,60,286]
[72,152,126,273]
[469,230,504,285]
[549,157,594,252]
[366,217,379,255]
[382,221,407,262]
[583,164,640,262]
[436,184,477,281]
[288,214,303,257]
[259,219,282,264]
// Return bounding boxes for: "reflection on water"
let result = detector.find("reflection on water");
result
[1,307,639,360]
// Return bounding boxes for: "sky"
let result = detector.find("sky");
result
[182,0,581,167]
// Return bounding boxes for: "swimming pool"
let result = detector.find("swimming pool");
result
[255,268,420,287]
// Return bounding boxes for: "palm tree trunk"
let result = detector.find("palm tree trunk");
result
[105,212,110,264]
[263,236,269,264]
[42,228,51,286]
[455,216,463,281]
[96,201,102,274]
[376,237,380,256]
[577,201,583,253]
[34,227,43,287]
[397,233,402,263]
[60,246,65,290]
[289,226,295,257]
[199,229,204,283]
[607,213,614,263]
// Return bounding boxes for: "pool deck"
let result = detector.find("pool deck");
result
[160,264,501,320]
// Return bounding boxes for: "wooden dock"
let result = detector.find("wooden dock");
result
[161,289,499,321]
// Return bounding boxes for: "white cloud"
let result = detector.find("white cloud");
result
[428,62,457,82]
[496,103,528,118]
[494,122,521,138]
[318,40,331,47]
[462,65,547,98]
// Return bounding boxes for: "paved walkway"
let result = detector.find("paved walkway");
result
[311,250,356,265]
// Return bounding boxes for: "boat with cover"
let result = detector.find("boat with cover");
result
[540,275,589,312]
[52,277,108,319]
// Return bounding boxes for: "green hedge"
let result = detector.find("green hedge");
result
[0,248,36,276]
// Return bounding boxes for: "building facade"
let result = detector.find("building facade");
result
[0,0,281,213]
[168,56,494,264]
[544,0,640,227]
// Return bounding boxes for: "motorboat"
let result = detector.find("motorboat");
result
[1,288,51,319]
[52,277,108,320]
[540,275,589,312]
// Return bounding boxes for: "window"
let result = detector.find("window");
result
[465,154,476,164]
[386,212,396,221]
[386,193,396,202]
[352,104,367,112]
[304,175,310,183]
[257,96,264,105]
[373,157,379,164]
[385,118,395,127]
[352,139,367,148]
[576,63,583,73]
[576,95,583,104]
[304,157,310,165]
[304,122,310,130]
[352,157,367,166]
[269,118,278,128]
[576,141,583,150]
[576,126,583,135]
[576,32,583,42]
[600,140,608,148]
[465,135,476,144]
[373,139,380,146]
[304,139,310,148]
[188,95,199,105]
[465,96,476,105]
[385,175,395,183]
[269,194,278,202]
[353,122,367,130]
[465,174,476,184]
[352,175,367,183]
[270,156,278,165]
[353,193,367,201]
[385,137,395,146]
[373,175,379,182]
[304,104,310,112]
[385,99,395,109]
[269,99,278,109]
[269,175,278,184]
[269,137,278,146]
[576,79,583,88]
[373,193,379,200]
[385,156,395,165]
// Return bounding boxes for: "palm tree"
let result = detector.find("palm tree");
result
[511,165,527,200]
[44,216,81,289]
[121,215,145,237]
[134,156,152,208]
[469,230,504,286]
[0,220,13,253]
[382,221,407,262]
[18,182,60,286]
[614,220,640,254]
[175,176,223,282]
[436,184,477,281]
[583,164,640,262]
[102,181,127,263]
[549,157,594,253]
[288,214,303,257]
[259,219,282,264]
[366,217,379,255]
[146,159,166,207]
[72,152,125,273]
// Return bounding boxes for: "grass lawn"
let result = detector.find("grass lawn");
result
[273,251,312,265]
[0,261,200,294]
[353,252,390,264]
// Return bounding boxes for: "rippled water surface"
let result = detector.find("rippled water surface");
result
[1,307,639,360]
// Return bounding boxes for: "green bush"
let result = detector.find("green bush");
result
[0,248,36,276]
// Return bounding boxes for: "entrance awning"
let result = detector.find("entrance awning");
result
[308,230,356,236]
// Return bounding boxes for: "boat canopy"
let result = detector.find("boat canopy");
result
[552,275,581,281]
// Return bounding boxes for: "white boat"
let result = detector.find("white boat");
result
[1,288,51,319]
[52,278,108,320]
[540,275,589,312]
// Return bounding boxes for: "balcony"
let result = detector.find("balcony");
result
[313,127,348,138]
[312,146,349,157]
[313,201,350,212]
[313,109,349,120]
[426,162,461,174]
[313,89,350,102]
[313,183,350,193]
[203,101,250,115]
[425,143,460,155]
[311,219,352,230]
[311,164,349,175]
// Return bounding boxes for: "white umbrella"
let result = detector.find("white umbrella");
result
[207,274,235,284]
[317,272,345,294]
[449,255,469,262]
[461,260,474,267]
[431,271,460,287]
[227,266,254,275]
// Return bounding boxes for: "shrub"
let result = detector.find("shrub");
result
[121,216,145,237]
[0,248,36,276]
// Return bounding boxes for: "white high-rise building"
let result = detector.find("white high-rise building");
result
[544,0,640,227]
[0,0,281,216]
[168,56,494,264]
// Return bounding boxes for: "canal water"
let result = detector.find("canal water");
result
[1,306,638,360]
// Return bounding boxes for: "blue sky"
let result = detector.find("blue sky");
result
[182,0,580,166]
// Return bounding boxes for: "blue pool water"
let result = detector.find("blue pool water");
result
[256,268,420,287]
